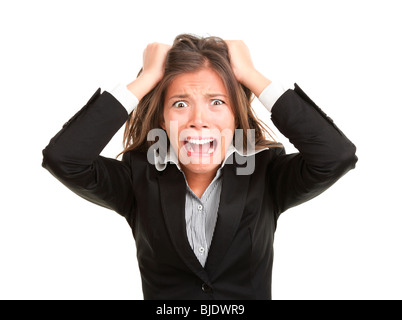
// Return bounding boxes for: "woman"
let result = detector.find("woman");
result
[42,34,357,299]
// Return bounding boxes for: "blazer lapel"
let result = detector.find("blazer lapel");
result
[157,164,209,283]
[205,154,251,279]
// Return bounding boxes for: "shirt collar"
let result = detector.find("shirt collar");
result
[154,143,269,172]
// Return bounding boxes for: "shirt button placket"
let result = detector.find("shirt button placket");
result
[202,283,212,293]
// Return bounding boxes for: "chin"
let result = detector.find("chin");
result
[182,162,221,175]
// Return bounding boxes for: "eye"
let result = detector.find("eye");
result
[211,99,225,106]
[172,101,188,108]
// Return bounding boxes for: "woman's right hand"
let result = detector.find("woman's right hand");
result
[127,42,171,101]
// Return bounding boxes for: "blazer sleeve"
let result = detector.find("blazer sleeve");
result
[42,89,135,217]
[268,84,358,216]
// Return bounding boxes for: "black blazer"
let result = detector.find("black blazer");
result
[42,84,357,299]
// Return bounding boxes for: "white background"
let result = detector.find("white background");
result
[1,0,401,300]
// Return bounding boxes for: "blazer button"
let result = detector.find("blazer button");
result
[202,283,212,293]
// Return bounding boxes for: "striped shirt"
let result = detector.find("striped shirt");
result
[183,168,223,266]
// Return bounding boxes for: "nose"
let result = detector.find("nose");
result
[189,102,209,129]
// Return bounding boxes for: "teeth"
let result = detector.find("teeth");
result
[184,138,216,154]
[186,138,214,145]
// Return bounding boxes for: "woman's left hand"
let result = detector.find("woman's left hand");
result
[226,40,272,97]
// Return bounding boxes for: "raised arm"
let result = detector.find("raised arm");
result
[42,43,171,217]
[226,40,357,215]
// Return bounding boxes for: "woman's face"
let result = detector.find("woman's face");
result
[162,67,236,175]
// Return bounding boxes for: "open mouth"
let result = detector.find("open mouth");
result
[183,137,218,156]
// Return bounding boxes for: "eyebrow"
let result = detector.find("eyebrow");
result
[167,93,228,101]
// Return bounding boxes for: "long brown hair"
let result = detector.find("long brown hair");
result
[119,33,281,157]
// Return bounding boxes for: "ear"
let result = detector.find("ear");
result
[160,118,166,131]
